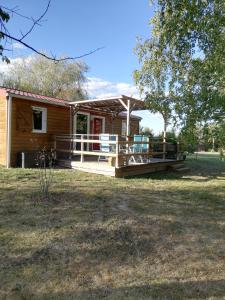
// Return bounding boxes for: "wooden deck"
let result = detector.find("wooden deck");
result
[57,158,184,177]
[55,134,185,177]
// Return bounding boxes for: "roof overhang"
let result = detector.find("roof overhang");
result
[6,91,69,107]
[70,95,146,114]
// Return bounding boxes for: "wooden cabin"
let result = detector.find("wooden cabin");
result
[0,87,184,176]
[0,87,141,168]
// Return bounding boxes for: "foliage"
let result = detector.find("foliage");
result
[0,8,10,63]
[179,120,225,153]
[158,0,225,122]
[135,0,225,127]
[159,129,177,143]
[140,126,154,136]
[2,55,88,100]
[134,32,174,128]
[179,124,202,153]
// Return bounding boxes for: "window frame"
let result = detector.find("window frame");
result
[32,106,47,133]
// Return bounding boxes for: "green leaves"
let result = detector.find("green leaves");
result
[0,8,10,22]
[135,0,225,129]
[0,8,10,62]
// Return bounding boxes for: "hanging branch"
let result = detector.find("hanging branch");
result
[20,0,51,41]
[1,31,104,62]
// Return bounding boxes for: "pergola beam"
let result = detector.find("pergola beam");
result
[71,95,146,138]
[126,99,131,137]
[118,98,128,110]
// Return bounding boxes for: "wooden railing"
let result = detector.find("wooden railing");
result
[54,134,184,168]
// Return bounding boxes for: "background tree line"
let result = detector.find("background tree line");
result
[1,55,88,101]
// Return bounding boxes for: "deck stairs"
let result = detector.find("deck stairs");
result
[169,163,190,173]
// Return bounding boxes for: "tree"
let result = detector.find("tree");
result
[135,0,225,130]
[2,54,88,101]
[134,23,175,158]
[159,129,177,143]
[151,0,225,122]
[0,2,102,62]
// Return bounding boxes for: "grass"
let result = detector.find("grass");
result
[0,154,225,299]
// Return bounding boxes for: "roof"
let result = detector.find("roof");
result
[0,87,69,107]
[0,88,146,115]
[71,95,146,114]
[118,112,142,120]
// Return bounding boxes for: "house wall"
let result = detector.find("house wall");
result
[10,98,70,166]
[7,97,140,167]
[0,90,7,166]
[76,110,140,136]
[105,115,140,136]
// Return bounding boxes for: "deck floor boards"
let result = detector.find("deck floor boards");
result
[57,157,184,177]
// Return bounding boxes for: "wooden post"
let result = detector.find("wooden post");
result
[126,99,131,138]
[115,135,119,168]
[148,139,152,160]
[80,134,84,163]
[111,113,115,134]
[54,137,57,160]
[177,142,180,160]
[125,99,131,163]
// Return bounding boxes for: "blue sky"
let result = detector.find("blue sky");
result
[1,0,164,134]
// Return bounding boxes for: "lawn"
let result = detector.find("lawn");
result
[0,154,225,299]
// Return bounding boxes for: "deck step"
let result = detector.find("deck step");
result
[56,159,115,176]
[57,159,72,168]
[175,167,190,172]
[169,163,190,172]
[170,163,185,169]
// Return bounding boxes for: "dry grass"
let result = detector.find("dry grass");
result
[0,154,225,299]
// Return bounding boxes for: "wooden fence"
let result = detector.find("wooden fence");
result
[54,134,183,168]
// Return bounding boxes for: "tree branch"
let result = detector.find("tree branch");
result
[1,31,104,61]
[0,2,104,62]
[20,0,51,41]
[0,5,41,23]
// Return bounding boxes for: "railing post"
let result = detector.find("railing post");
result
[80,134,84,163]
[177,142,180,160]
[115,135,119,168]
[69,135,72,160]
[163,141,166,160]
[54,137,57,160]
[148,139,152,159]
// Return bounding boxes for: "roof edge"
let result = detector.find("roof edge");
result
[7,92,69,107]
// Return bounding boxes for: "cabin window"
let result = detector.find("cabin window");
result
[121,120,127,136]
[32,106,47,133]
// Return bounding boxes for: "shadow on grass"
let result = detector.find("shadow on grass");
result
[12,280,225,300]
[125,157,225,182]
[1,183,225,268]
[1,162,225,299]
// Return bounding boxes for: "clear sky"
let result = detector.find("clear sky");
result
[1,0,164,134]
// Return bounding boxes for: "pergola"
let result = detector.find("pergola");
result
[70,95,146,136]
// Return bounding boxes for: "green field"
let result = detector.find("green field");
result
[1,154,225,299]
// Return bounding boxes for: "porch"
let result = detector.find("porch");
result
[54,134,184,177]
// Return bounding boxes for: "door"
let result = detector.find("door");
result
[93,117,103,150]
[75,113,90,150]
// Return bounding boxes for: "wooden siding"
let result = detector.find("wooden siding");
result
[105,115,139,136]
[0,90,7,166]
[77,110,140,135]
[11,98,70,166]
[2,97,140,167]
